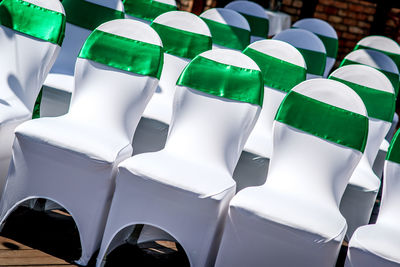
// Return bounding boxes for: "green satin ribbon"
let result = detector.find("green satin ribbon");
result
[0,0,65,45]
[316,34,338,59]
[329,76,395,122]
[276,91,368,152]
[243,47,306,93]
[296,47,326,76]
[239,12,269,38]
[340,58,399,96]
[386,129,400,163]
[61,0,124,31]
[201,17,250,50]
[123,0,177,21]
[78,30,163,79]
[177,56,264,106]
[354,44,400,71]
[151,22,212,59]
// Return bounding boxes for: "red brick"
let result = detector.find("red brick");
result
[349,26,364,35]
[355,13,367,20]
[325,6,338,15]
[342,32,357,40]
[315,12,328,20]
[364,7,376,15]
[292,0,302,8]
[335,1,348,9]
[315,4,325,12]
[334,24,347,32]
[367,15,374,22]
[357,21,371,29]
[348,4,363,12]
[319,0,334,5]
[337,9,348,17]
[343,18,357,26]
[329,15,342,23]
[282,0,292,5]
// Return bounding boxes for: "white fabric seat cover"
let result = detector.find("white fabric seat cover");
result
[96,49,263,267]
[0,19,163,265]
[346,129,400,267]
[328,64,395,239]
[41,0,124,117]
[215,79,369,267]
[132,11,212,155]
[273,28,327,79]
[0,0,65,193]
[293,18,338,77]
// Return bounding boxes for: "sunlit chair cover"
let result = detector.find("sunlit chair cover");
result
[200,8,250,51]
[123,0,177,24]
[215,79,369,267]
[0,0,65,192]
[41,0,124,117]
[96,49,263,267]
[233,39,306,191]
[225,0,269,43]
[293,18,338,77]
[132,11,211,155]
[0,19,163,265]
[329,65,395,238]
[273,28,326,79]
[345,129,400,267]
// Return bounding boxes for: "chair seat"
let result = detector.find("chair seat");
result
[43,72,74,93]
[348,164,381,192]
[119,150,236,197]
[0,97,30,124]
[15,117,131,163]
[230,186,347,240]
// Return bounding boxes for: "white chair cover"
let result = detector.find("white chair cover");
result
[200,8,250,51]
[41,0,124,117]
[0,0,65,193]
[225,0,269,43]
[124,0,177,25]
[234,39,306,191]
[346,129,400,267]
[132,11,212,155]
[329,65,395,239]
[293,18,338,77]
[0,19,163,265]
[96,49,263,267]
[273,28,327,79]
[215,79,369,267]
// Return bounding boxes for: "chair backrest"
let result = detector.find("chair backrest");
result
[50,0,124,77]
[380,129,400,226]
[243,39,306,158]
[68,19,163,142]
[225,0,269,43]
[165,49,263,174]
[329,65,395,167]
[123,0,177,25]
[340,49,400,96]
[142,11,212,124]
[200,8,250,51]
[0,0,66,111]
[292,18,338,77]
[266,79,368,207]
[273,28,326,80]
[354,35,400,73]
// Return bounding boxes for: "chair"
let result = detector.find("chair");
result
[41,0,124,117]
[132,11,211,155]
[233,39,306,191]
[328,64,395,238]
[0,0,65,193]
[215,79,369,267]
[273,28,327,79]
[292,18,338,77]
[345,129,400,267]
[96,49,263,267]
[200,7,250,51]
[123,0,177,24]
[0,19,163,265]
[225,0,269,43]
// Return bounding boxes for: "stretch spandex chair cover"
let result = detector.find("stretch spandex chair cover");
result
[96,49,263,267]
[0,19,163,265]
[293,18,338,77]
[41,0,124,117]
[225,1,269,43]
[0,0,65,193]
[123,0,177,24]
[273,28,327,79]
[329,65,395,239]
[233,39,306,191]
[346,129,400,267]
[200,8,250,51]
[215,79,369,267]
[132,11,212,155]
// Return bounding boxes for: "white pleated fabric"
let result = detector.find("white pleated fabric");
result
[0,19,162,265]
